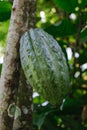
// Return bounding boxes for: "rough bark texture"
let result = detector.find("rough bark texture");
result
[13,71,33,130]
[0,0,36,130]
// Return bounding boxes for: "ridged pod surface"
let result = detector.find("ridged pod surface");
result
[20,28,70,106]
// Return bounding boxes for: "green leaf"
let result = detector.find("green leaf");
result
[43,115,64,130]
[57,40,68,60]
[0,64,2,75]
[61,97,82,110]
[33,113,46,129]
[0,1,12,21]
[33,95,46,104]
[45,19,77,37]
[78,49,87,65]
[81,0,87,8]
[53,0,78,13]
[62,116,86,130]
[60,95,87,115]
[81,12,87,26]
[80,27,87,43]
[0,20,9,48]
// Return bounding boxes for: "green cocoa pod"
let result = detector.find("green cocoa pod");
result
[20,28,70,106]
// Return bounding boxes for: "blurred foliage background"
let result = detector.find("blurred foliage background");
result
[0,0,87,130]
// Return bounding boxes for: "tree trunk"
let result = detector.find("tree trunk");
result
[0,0,36,130]
[13,71,33,130]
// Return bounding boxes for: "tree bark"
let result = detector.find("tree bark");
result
[13,71,33,130]
[0,0,36,130]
